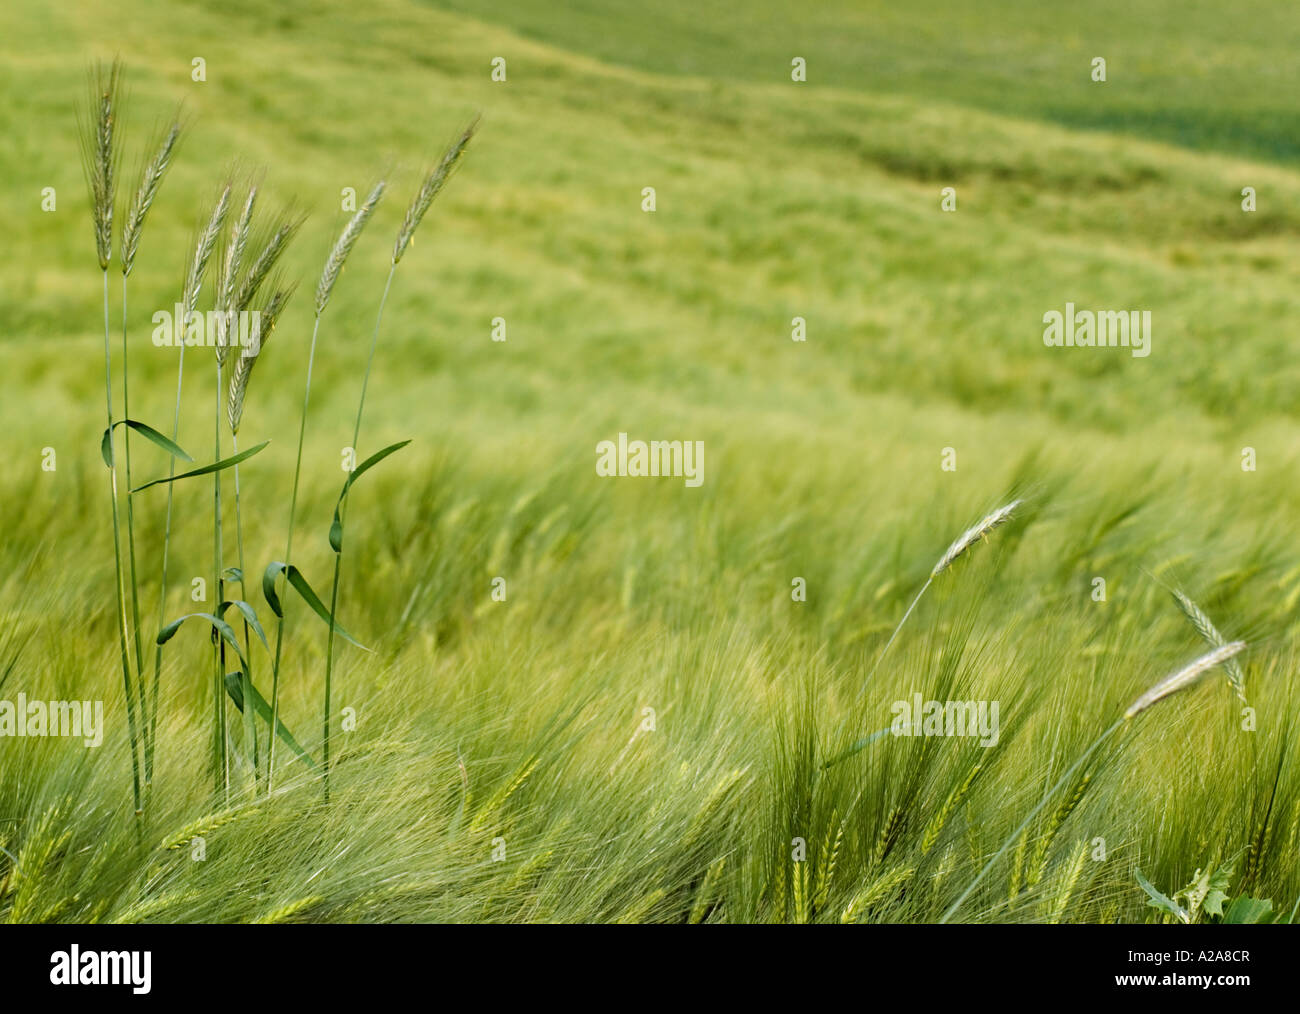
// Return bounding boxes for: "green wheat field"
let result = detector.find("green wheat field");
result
[1,0,1299,923]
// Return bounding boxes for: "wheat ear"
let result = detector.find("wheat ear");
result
[317,181,385,313]
[215,184,258,365]
[121,116,182,276]
[1124,641,1247,718]
[233,211,303,315]
[228,284,294,434]
[931,499,1022,577]
[1173,589,1247,703]
[392,117,478,264]
[77,59,122,270]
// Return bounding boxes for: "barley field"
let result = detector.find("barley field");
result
[1,0,1298,925]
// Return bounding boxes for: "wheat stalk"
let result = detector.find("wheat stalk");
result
[119,115,185,797]
[184,185,232,316]
[322,120,478,800]
[1043,839,1088,924]
[79,59,143,815]
[148,183,232,791]
[840,865,914,923]
[228,281,294,792]
[267,179,386,793]
[209,186,261,793]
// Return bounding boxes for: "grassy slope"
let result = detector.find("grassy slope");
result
[0,0,1297,922]
[427,0,1300,165]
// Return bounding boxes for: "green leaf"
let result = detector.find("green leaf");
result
[101,419,193,468]
[329,440,412,552]
[821,726,893,770]
[1135,868,1189,923]
[217,599,269,651]
[223,671,318,770]
[261,561,369,651]
[1182,861,1234,919]
[131,440,269,493]
[225,567,244,583]
[1222,895,1274,924]
[156,612,247,668]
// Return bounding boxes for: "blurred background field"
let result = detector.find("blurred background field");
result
[0,0,1298,923]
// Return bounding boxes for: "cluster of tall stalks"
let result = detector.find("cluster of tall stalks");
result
[79,60,476,813]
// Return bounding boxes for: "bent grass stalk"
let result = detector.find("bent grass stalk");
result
[827,499,1024,771]
[323,122,475,800]
[267,180,385,794]
[939,640,1247,923]
[861,500,1022,697]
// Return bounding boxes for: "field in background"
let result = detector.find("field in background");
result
[1,0,1298,922]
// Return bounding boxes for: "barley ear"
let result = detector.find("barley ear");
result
[1173,589,1247,703]
[232,209,304,317]
[77,59,124,270]
[932,499,1022,576]
[228,283,295,434]
[183,183,233,317]
[316,180,386,315]
[392,117,479,265]
[216,184,259,365]
[1124,641,1247,719]
[122,115,183,276]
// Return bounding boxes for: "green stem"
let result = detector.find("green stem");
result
[267,311,323,794]
[213,357,228,800]
[232,434,257,789]
[121,276,150,798]
[939,716,1127,923]
[861,576,932,696]
[150,324,188,790]
[323,263,396,801]
[102,270,143,815]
